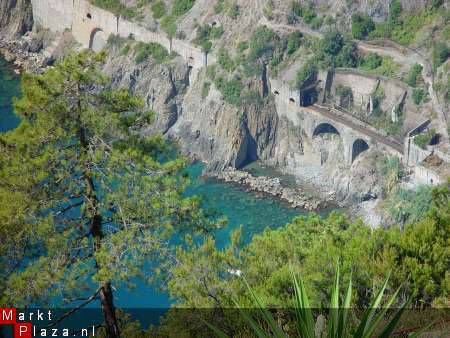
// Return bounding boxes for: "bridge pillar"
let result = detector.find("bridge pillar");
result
[342,135,354,167]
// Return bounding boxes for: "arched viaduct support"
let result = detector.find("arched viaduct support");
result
[302,115,371,167]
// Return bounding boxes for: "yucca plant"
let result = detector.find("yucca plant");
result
[207,266,420,337]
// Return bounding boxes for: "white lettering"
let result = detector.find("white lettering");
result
[1,309,13,321]
[19,325,29,335]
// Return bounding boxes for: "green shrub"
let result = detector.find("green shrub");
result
[263,1,274,20]
[406,63,423,87]
[360,52,383,70]
[385,186,433,224]
[161,15,177,38]
[321,31,344,56]
[151,1,166,19]
[296,59,318,88]
[432,42,449,71]
[210,26,224,39]
[389,0,402,24]
[134,42,169,63]
[218,48,235,72]
[201,40,212,53]
[227,3,239,19]
[92,0,137,18]
[107,34,126,47]
[120,43,131,56]
[286,32,302,55]
[194,25,223,51]
[206,65,217,80]
[335,43,359,68]
[412,88,425,105]
[414,129,436,149]
[351,13,375,39]
[362,56,400,78]
[214,77,243,105]
[335,84,353,107]
[214,0,225,14]
[202,81,211,98]
[172,0,195,16]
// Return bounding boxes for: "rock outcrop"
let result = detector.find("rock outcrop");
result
[216,168,330,210]
[0,0,33,38]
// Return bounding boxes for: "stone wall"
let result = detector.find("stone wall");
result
[31,0,207,69]
[31,0,73,32]
[413,165,442,185]
[404,138,432,166]
[327,69,408,116]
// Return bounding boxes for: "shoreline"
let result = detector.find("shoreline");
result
[213,167,334,211]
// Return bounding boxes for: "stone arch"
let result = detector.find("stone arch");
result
[312,122,343,165]
[352,138,369,163]
[313,122,340,137]
[89,28,107,52]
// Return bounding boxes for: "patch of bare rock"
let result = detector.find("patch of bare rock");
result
[216,168,332,211]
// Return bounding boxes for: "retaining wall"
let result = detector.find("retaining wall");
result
[31,0,207,69]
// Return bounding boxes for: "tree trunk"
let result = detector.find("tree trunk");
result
[99,282,120,338]
[79,122,121,338]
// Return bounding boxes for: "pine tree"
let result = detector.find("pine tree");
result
[0,51,206,337]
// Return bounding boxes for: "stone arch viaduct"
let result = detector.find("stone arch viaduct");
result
[31,0,404,167]
[269,78,404,166]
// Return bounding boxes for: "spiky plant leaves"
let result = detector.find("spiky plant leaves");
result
[291,270,315,338]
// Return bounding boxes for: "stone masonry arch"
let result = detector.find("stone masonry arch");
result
[313,122,340,137]
[89,28,107,52]
[311,122,345,165]
[352,138,370,163]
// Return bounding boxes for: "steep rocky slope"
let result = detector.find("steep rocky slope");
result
[1,0,449,216]
[0,0,33,37]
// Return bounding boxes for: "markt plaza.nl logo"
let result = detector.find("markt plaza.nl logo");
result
[1,308,96,337]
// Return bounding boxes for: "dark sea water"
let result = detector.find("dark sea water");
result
[0,57,316,311]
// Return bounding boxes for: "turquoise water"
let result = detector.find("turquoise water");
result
[0,57,311,309]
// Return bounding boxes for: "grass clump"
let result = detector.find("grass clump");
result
[360,55,400,78]
[414,129,436,149]
[134,42,169,63]
[405,63,423,87]
[172,0,195,17]
[412,88,426,105]
[351,13,375,39]
[202,81,211,98]
[368,0,441,45]
[92,0,137,18]
[151,1,166,19]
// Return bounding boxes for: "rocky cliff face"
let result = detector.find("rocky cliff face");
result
[103,43,280,172]
[0,0,33,37]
